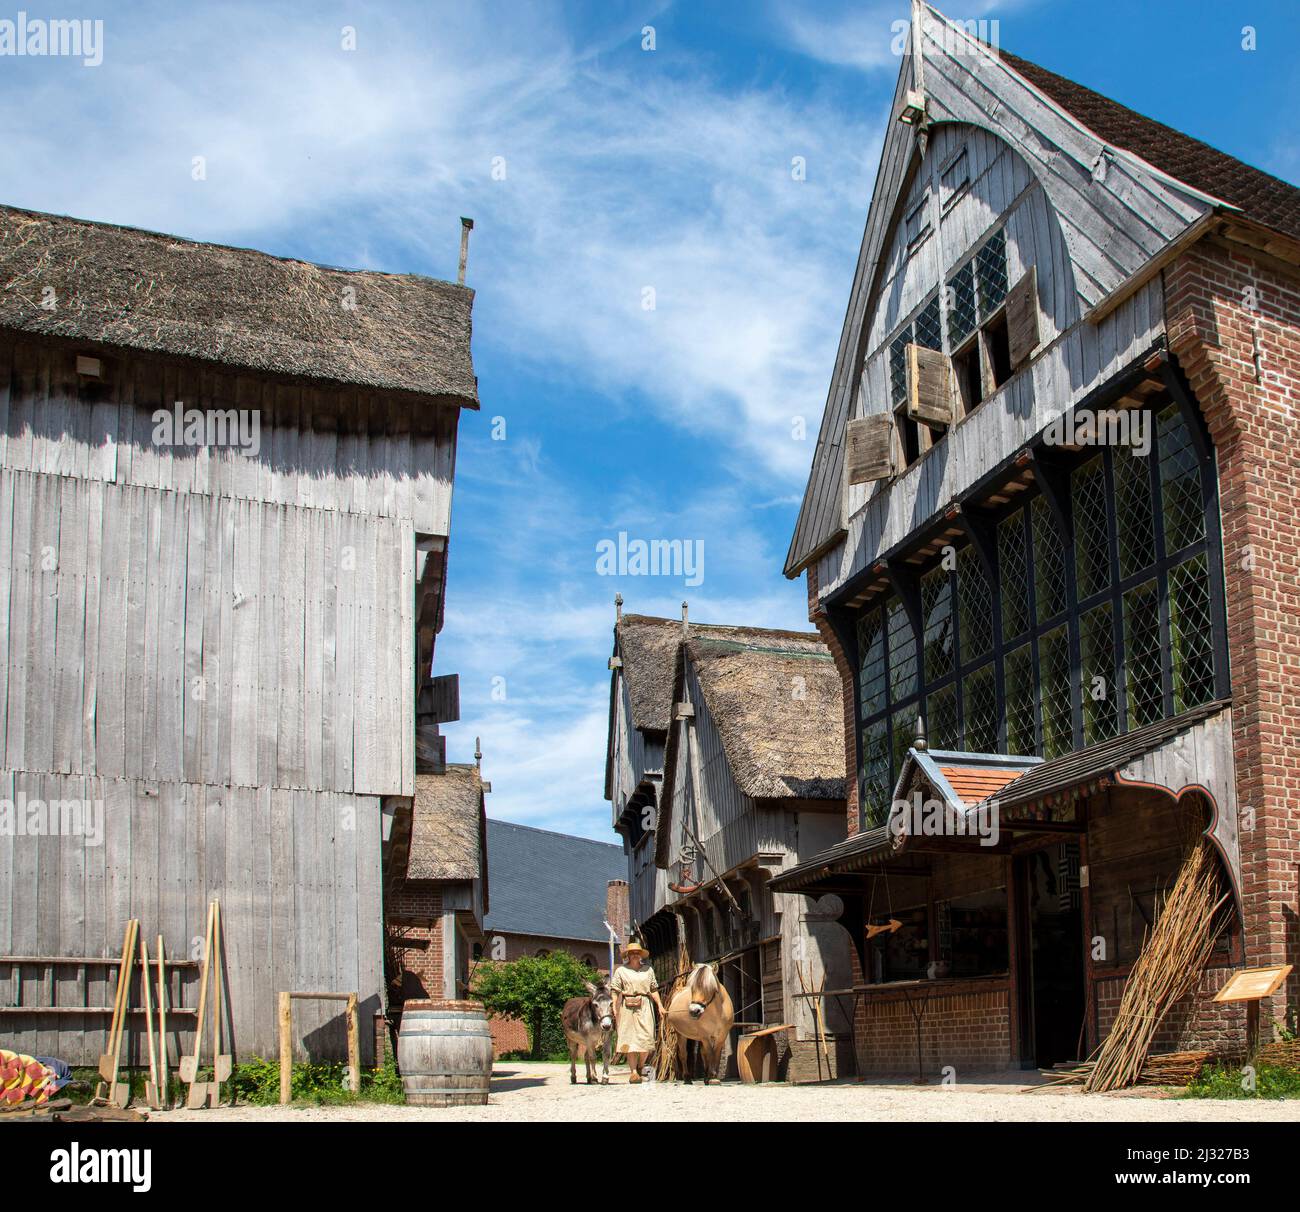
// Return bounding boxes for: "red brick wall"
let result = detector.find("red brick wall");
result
[606,880,630,946]
[386,887,445,1002]
[807,562,860,834]
[1166,237,1300,1034]
[851,978,1013,1077]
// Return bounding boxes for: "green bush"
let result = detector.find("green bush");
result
[473,951,602,1060]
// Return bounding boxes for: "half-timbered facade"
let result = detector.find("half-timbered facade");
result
[0,204,477,1063]
[607,608,853,1080]
[777,5,1299,1075]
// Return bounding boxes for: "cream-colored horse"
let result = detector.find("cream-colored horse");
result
[666,963,734,1084]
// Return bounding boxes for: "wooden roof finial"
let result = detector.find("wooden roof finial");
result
[914,714,928,753]
[474,736,482,769]
[681,600,689,635]
[615,592,623,622]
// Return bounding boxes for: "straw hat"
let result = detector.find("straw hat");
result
[621,937,649,958]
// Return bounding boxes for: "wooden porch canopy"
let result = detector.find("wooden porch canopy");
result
[770,699,1237,896]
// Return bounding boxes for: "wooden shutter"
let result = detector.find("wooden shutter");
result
[845,413,895,485]
[1005,264,1041,367]
[906,343,954,425]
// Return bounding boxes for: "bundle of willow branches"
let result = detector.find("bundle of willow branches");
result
[1043,1049,1211,1088]
[654,935,692,1081]
[1084,838,1231,1092]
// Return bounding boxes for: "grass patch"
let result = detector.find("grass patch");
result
[66,1057,407,1107]
[1182,1062,1300,1100]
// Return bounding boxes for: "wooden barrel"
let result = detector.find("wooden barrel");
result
[397,999,493,1106]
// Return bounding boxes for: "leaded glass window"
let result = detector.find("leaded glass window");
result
[915,295,943,352]
[1073,455,1111,599]
[857,607,887,717]
[887,596,917,700]
[963,664,998,753]
[1039,625,1072,759]
[1169,555,1215,711]
[1080,602,1118,744]
[1114,446,1156,578]
[957,545,993,662]
[1005,645,1035,754]
[892,714,916,781]
[921,565,955,682]
[927,683,959,750]
[998,512,1030,641]
[975,228,1008,314]
[948,261,977,346]
[890,327,911,406]
[861,718,891,828]
[1124,579,1163,728]
[1032,495,1068,622]
[1158,404,1205,554]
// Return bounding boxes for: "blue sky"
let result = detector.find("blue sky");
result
[1,1,1296,839]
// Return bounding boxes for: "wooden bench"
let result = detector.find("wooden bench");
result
[735,1023,793,1084]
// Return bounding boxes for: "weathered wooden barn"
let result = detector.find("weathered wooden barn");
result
[606,608,853,1080]
[0,203,477,1063]
[776,3,1300,1076]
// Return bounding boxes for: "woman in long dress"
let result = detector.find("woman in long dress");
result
[610,938,665,1083]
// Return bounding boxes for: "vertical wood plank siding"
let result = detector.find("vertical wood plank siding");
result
[0,337,455,1061]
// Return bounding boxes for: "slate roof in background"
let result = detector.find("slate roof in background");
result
[0,203,479,403]
[483,820,626,943]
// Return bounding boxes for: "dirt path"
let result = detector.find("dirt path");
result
[154,1062,1300,1122]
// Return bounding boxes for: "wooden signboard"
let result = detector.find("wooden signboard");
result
[1212,964,1292,1003]
[1005,265,1041,367]
[845,413,895,485]
[906,344,954,425]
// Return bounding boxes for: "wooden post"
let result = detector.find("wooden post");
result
[346,993,360,1094]
[278,992,292,1105]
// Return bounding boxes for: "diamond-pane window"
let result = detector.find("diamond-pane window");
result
[915,296,943,352]
[975,228,1008,315]
[1114,445,1156,578]
[1073,455,1111,600]
[1169,555,1215,712]
[963,664,998,753]
[1032,495,1068,622]
[887,596,917,701]
[1124,579,1164,728]
[858,608,887,718]
[1004,644,1035,755]
[892,714,916,784]
[948,261,977,347]
[998,512,1030,640]
[1039,625,1072,759]
[927,683,959,750]
[1158,404,1206,554]
[890,326,912,406]
[957,545,993,662]
[861,718,891,828]
[1080,602,1118,745]
[921,565,955,682]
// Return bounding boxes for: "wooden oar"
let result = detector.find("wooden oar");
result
[155,935,170,1110]
[181,902,215,1107]
[139,934,160,1109]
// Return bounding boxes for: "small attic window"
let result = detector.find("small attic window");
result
[940,148,969,214]
[904,195,931,250]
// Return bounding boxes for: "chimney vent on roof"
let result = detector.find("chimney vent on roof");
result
[458,217,474,284]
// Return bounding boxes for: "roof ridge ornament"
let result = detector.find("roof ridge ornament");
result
[914,714,928,753]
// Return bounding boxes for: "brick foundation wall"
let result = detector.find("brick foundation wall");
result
[1166,237,1300,1034]
[852,978,1013,1077]
[807,562,860,834]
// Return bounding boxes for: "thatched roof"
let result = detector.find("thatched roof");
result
[0,203,477,404]
[406,764,487,883]
[615,614,832,735]
[681,634,847,802]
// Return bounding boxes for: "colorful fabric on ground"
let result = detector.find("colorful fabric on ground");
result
[0,1048,56,1106]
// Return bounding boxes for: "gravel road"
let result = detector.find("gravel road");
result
[154,1062,1300,1123]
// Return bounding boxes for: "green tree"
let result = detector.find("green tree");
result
[473,952,598,1059]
